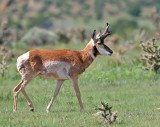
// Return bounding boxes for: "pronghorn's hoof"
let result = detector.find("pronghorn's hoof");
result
[80,108,84,112]
[13,109,17,112]
[30,108,34,112]
[46,108,50,113]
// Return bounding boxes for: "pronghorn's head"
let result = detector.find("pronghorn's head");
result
[92,23,113,56]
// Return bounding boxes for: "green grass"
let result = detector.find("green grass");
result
[1,43,160,127]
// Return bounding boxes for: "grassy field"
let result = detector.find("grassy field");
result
[1,43,160,127]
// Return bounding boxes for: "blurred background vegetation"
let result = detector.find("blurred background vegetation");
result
[0,0,160,45]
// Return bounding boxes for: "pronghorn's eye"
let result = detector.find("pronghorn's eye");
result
[98,43,102,45]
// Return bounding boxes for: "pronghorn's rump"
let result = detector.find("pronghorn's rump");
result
[17,52,29,71]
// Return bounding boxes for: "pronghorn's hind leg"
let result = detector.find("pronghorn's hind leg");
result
[13,65,37,112]
[13,79,23,112]
[13,77,34,112]
[21,87,34,111]
[14,51,43,112]
[46,80,64,113]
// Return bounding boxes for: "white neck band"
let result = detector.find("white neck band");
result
[89,51,95,60]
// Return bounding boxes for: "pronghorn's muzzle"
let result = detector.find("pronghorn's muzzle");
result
[104,45,113,56]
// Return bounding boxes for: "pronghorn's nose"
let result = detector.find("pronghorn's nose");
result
[110,50,113,55]
[108,50,113,56]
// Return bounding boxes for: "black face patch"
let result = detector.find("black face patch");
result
[93,45,98,56]
[98,42,103,45]
[103,44,113,54]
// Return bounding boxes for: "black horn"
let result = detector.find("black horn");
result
[100,23,111,40]
[92,29,96,39]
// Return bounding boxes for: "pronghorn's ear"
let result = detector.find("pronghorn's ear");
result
[96,32,101,38]
[92,30,96,39]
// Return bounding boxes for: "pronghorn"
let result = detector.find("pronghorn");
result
[13,23,113,112]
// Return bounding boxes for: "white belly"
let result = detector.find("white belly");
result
[39,61,71,80]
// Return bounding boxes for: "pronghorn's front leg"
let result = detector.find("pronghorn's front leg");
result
[46,80,64,112]
[70,77,84,111]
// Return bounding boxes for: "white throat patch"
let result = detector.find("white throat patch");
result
[89,51,95,60]
[97,47,111,56]
[90,39,95,46]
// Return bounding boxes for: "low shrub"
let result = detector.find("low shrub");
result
[20,27,57,45]
[140,38,160,73]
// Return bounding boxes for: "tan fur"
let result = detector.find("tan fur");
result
[26,40,97,78]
